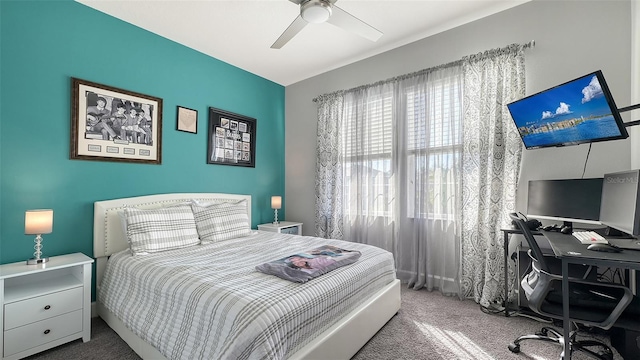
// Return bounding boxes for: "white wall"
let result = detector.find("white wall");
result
[285,0,632,235]
[631,0,640,168]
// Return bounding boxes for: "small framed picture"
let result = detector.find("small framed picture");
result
[207,107,256,167]
[177,106,198,134]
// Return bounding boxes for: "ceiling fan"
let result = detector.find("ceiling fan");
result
[271,0,383,49]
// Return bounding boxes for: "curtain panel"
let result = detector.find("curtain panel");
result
[396,66,463,294]
[315,93,345,240]
[460,44,526,306]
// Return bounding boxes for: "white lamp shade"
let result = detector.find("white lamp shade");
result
[25,209,53,235]
[271,196,282,209]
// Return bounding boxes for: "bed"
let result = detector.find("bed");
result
[94,193,401,360]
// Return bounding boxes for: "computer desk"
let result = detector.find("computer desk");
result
[543,231,640,359]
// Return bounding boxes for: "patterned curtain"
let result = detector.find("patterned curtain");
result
[460,44,526,306]
[315,93,345,239]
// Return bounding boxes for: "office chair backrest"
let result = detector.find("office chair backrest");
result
[509,213,549,272]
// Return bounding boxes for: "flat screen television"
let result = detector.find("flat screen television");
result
[527,178,603,226]
[507,70,628,149]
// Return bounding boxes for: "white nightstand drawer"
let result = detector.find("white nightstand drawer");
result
[4,309,83,357]
[4,287,83,330]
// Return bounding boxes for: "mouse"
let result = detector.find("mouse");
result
[587,243,623,253]
[560,226,572,234]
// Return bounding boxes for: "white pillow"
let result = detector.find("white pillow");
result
[124,205,200,255]
[192,200,251,244]
[117,201,192,240]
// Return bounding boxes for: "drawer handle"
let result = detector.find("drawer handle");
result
[44,305,51,310]
[44,329,51,335]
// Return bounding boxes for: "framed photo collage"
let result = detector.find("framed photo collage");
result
[207,107,256,167]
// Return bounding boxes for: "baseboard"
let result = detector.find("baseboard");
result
[91,301,98,318]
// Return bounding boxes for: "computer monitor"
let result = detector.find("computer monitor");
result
[599,170,640,236]
[527,178,603,227]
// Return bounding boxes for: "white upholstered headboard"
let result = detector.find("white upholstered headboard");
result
[93,193,251,285]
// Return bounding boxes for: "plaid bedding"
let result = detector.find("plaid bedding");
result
[98,231,396,360]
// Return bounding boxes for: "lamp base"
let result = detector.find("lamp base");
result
[27,257,49,265]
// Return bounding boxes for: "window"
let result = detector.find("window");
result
[343,91,393,217]
[405,80,462,219]
[341,77,462,220]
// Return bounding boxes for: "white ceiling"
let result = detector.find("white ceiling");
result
[75,0,529,86]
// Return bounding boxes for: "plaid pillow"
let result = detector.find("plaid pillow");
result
[124,205,200,255]
[192,200,251,244]
[117,201,192,239]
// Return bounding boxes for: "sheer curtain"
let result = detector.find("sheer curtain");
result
[315,43,526,301]
[315,65,464,293]
[396,66,463,294]
[341,83,396,253]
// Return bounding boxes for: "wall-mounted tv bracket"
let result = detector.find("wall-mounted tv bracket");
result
[620,103,640,127]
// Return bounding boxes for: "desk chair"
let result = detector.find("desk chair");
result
[508,213,634,360]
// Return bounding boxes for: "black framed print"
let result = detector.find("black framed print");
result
[207,107,256,167]
[70,77,162,164]
[177,106,198,134]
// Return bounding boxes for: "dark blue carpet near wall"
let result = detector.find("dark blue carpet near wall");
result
[0,0,285,281]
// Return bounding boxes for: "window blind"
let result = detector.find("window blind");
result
[343,93,393,157]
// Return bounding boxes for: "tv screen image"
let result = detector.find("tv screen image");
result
[507,70,627,149]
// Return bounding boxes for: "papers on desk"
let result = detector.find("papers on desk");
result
[572,231,608,244]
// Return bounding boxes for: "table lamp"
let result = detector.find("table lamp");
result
[271,196,282,225]
[25,209,53,265]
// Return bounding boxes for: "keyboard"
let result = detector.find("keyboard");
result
[572,231,608,244]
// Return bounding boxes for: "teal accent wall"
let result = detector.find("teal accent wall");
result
[0,1,285,266]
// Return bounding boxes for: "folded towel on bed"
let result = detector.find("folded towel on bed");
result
[255,245,361,283]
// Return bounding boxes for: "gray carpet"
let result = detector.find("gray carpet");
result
[352,288,622,360]
[26,287,623,360]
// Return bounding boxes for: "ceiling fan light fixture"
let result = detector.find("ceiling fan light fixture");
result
[301,0,332,24]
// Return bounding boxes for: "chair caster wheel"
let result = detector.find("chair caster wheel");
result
[508,343,520,353]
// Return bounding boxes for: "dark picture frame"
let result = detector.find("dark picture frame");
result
[177,106,198,134]
[207,107,256,167]
[70,77,162,164]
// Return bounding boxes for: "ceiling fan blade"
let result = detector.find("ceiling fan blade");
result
[326,5,382,42]
[288,0,304,4]
[271,15,308,49]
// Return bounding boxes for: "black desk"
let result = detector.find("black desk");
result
[543,231,640,359]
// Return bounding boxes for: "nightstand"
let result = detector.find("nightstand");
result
[258,221,303,235]
[0,253,94,360]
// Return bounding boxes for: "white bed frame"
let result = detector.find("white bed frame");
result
[93,193,401,360]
